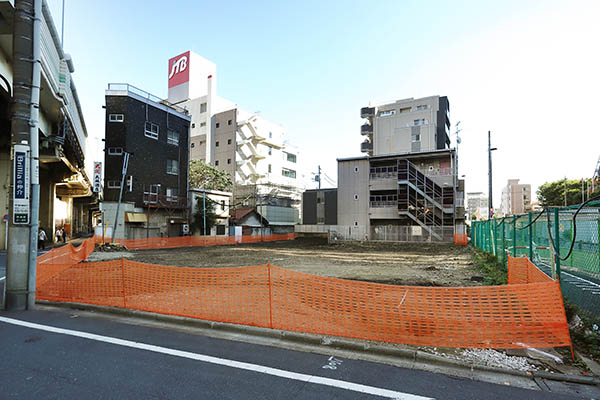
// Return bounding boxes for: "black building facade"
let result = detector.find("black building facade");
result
[104,85,190,208]
[302,188,337,225]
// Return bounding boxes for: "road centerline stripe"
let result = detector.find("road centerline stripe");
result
[0,316,432,400]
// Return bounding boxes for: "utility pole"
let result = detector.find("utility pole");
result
[487,131,497,219]
[315,165,321,189]
[6,0,42,311]
[111,152,130,243]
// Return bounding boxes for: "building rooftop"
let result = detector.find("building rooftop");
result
[106,83,191,120]
[337,148,455,162]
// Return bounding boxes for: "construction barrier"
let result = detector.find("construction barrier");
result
[115,233,295,251]
[35,242,573,350]
[453,234,468,246]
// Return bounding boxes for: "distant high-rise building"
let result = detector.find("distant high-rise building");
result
[360,95,450,156]
[466,192,489,221]
[500,179,532,216]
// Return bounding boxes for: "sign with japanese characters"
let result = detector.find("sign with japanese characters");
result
[13,144,30,224]
[93,161,102,193]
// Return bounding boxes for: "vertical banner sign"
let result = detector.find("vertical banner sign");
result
[13,144,30,224]
[93,162,102,193]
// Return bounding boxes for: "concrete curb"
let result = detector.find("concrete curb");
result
[38,300,600,387]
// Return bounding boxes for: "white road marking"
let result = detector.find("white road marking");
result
[0,316,433,400]
[0,276,5,281]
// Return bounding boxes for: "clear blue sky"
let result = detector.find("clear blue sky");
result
[47,0,600,207]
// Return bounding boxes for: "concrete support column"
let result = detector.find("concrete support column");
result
[0,150,9,250]
[39,177,55,237]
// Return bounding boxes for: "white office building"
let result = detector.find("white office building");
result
[166,51,308,227]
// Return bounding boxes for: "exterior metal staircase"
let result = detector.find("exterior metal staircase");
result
[397,159,454,240]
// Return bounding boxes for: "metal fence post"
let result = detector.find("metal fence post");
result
[528,212,533,260]
[554,208,561,281]
[512,216,517,257]
[501,219,506,265]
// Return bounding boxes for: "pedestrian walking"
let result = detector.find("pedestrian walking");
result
[61,226,67,243]
[55,227,62,243]
[38,228,47,250]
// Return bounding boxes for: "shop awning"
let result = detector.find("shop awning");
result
[125,212,147,223]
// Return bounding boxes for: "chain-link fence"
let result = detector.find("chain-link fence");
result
[471,201,600,318]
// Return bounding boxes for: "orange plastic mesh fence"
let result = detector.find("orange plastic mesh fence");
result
[36,256,572,350]
[454,234,468,246]
[114,233,295,250]
[507,255,554,284]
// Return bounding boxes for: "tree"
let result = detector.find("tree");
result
[537,179,587,207]
[191,195,217,235]
[189,160,232,191]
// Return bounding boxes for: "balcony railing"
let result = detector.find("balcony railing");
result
[360,141,373,153]
[360,107,375,118]
[108,83,188,115]
[361,124,373,135]
[369,201,397,208]
[143,193,187,209]
[369,171,396,180]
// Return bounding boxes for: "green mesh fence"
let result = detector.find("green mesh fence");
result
[471,201,600,318]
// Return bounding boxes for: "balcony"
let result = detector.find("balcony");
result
[143,193,187,209]
[360,141,373,153]
[361,124,373,135]
[369,205,399,220]
[360,107,375,118]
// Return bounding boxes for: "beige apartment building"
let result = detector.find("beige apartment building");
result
[334,94,464,242]
[500,179,532,216]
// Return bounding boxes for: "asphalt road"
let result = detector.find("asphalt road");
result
[0,307,587,400]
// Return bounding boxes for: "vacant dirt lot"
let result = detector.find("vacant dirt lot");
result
[88,238,483,287]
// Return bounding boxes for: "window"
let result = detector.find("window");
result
[108,147,123,155]
[228,119,232,126]
[221,200,226,211]
[282,168,296,179]
[268,146,272,155]
[145,121,159,139]
[215,160,219,166]
[200,122,206,127]
[167,130,179,146]
[354,166,359,173]
[109,114,124,122]
[285,152,296,163]
[227,139,232,145]
[200,103,207,113]
[378,110,396,117]
[227,158,231,164]
[145,184,160,194]
[107,180,120,188]
[414,119,426,126]
[166,159,179,175]
[216,122,220,128]
[268,164,272,173]
[216,141,219,147]
[399,107,411,113]
[354,221,359,227]
[269,132,272,138]
[166,188,177,202]
[415,105,428,111]
[191,143,195,148]
[353,194,359,200]
[411,133,421,142]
